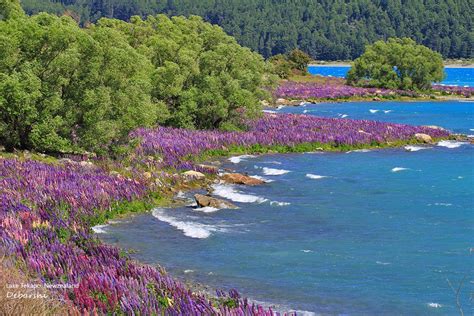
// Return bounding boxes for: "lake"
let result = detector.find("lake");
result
[308,65,474,88]
[100,103,473,314]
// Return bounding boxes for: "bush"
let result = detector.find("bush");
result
[346,37,444,90]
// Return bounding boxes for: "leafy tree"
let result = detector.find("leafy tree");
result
[0,0,23,20]
[346,38,444,90]
[0,1,268,153]
[268,54,292,79]
[0,6,161,153]
[287,49,312,71]
[96,15,267,130]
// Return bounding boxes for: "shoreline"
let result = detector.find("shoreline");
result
[0,113,463,314]
[309,63,474,68]
[94,134,471,314]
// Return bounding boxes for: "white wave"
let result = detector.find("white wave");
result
[91,224,108,234]
[152,208,220,239]
[303,110,308,113]
[405,145,431,152]
[340,114,348,118]
[262,110,277,114]
[176,191,186,198]
[194,206,220,213]
[251,175,274,183]
[376,261,391,265]
[383,110,392,113]
[437,140,466,149]
[306,174,327,180]
[277,105,286,110]
[391,167,409,172]
[184,269,194,274]
[228,154,256,164]
[212,184,267,203]
[346,149,372,153]
[262,167,290,176]
[434,202,452,207]
[427,303,442,308]
[270,201,290,206]
[369,109,379,113]
[470,128,474,131]
[301,249,313,253]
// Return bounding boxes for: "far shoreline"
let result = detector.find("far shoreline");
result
[309,63,474,68]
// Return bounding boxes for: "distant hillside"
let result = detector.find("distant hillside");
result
[22,0,473,60]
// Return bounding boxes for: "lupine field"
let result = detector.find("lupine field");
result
[274,77,473,100]
[432,84,474,97]
[131,113,450,169]
[1,114,451,314]
[0,158,277,314]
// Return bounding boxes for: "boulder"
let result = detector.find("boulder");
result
[414,133,433,143]
[194,194,237,209]
[183,170,205,180]
[222,173,265,186]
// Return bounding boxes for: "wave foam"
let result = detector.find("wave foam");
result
[369,109,379,113]
[228,154,256,164]
[405,145,431,152]
[391,167,409,172]
[212,184,267,203]
[427,303,442,308]
[270,201,290,206]
[346,149,372,153]
[437,140,466,149]
[262,167,290,176]
[376,261,391,265]
[91,224,108,234]
[306,174,327,179]
[152,208,218,239]
[383,110,392,113]
[250,175,274,183]
[194,206,220,213]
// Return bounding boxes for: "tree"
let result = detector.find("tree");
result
[346,38,444,90]
[287,49,312,71]
[0,1,269,153]
[20,0,474,60]
[0,7,161,153]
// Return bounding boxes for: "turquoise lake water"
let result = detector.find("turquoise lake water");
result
[308,66,474,87]
[101,100,473,315]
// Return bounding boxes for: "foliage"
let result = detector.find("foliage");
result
[0,1,267,153]
[21,0,474,60]
[346,38,444,90]
[269,49,311,79]
[287,49,312,71]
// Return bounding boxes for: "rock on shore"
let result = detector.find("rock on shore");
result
[221,173,266,186]
[194,194,238,209]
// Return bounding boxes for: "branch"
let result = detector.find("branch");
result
[446,276,466,316]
